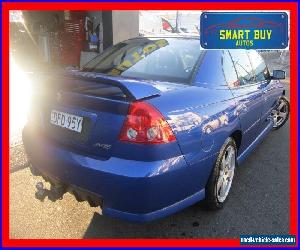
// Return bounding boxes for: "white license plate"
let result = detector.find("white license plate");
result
[50,110,83,133]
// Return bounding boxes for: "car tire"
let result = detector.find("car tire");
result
[205,137,237,209]
[272,96,290,130]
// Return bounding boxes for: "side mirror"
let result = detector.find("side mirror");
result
[272,70,285,80]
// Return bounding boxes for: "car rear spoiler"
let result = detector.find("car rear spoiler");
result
[67,70,161,101]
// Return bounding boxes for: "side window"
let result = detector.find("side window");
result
[247,50,270,82]
[229,50,255,86]
[222,50,239,88]
[195,50,227,87]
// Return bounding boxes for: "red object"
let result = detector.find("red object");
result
[61,15,85,66]
[119,101,176,144]
[162,18,172,30]
[1,2,298,248]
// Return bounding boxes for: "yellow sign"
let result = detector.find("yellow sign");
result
[219,29,272,47]
[109,39,169,76]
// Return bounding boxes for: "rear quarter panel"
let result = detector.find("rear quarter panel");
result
[148,85,240,190]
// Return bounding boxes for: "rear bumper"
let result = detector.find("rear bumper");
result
[23,126,206,222]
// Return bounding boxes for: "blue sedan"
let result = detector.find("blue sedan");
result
[23,36,289,222]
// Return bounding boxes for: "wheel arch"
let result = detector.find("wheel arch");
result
[230,130,242,152]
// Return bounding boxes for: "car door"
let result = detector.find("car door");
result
[247,50,280,128]
[224,50,264,152]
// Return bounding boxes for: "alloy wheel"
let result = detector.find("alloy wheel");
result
[216,145,236,203]
[271,99,289,128]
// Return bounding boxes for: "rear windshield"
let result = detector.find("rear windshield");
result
[82,38,202,84]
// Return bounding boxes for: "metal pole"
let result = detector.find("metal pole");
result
[175,11,179,33]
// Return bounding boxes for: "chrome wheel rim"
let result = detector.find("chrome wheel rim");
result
[272,100,288,128]
[216,145,235,203]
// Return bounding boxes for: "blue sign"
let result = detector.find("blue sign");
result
[200,12,288,49]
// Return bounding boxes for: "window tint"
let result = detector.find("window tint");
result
[82,38,202,84]
[229,50,255,86]
[247,50,270,82]
[222,50,239,88]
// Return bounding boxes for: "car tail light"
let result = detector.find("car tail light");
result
[119,101,176,144]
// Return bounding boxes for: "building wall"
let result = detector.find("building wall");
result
[86,11,139,48]
[112,11,139,44]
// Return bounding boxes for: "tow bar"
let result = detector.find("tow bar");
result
[31,164,102,207]
[35,181,66,202]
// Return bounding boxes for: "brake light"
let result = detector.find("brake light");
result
[119,101,176,144]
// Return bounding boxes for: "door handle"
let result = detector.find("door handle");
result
[263,87,276,94]
[241,105,247,113]
[237,103,248,114]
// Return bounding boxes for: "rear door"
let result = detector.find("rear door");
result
[225,50,264,152]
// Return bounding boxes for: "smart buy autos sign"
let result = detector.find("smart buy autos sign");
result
[200,12,288,49]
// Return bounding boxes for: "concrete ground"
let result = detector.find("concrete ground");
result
[9,85,290,239]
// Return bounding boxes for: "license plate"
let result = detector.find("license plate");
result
[50,110,83,133]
